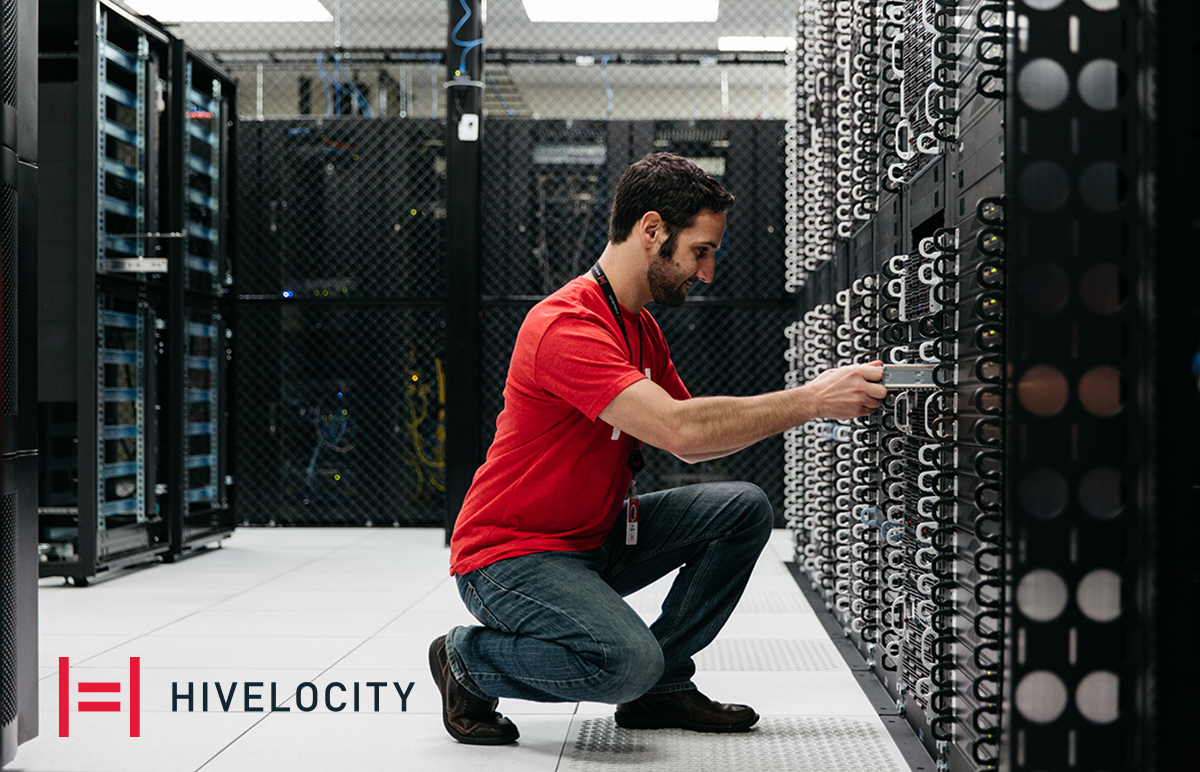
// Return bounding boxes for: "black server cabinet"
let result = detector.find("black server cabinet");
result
[163,41,235,559]
[37,1,172,583]
[234,118,447,527]
[2,0,38,765]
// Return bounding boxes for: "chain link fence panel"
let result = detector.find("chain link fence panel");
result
[479,116,792,524]
[235,302,446,526]
[169,0,800,527]
[234,117,448,525]
[140,1,798,123]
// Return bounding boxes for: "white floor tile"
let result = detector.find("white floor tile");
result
[716,612,832,640]
[37,607,201,637]
[317,634,432,669]
[38,635,139,668]
[20,527,912,772]
[198,711,574,772]
[252,570,428,591]
[4,710,263,772]
[70,633,366,672]
[150,609,400,638]
[376,608,480,635]
[210,587,431,613]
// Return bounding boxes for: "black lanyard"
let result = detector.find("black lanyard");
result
[590,263,645,478]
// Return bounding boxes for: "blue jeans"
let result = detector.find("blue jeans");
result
[444,482,774,704]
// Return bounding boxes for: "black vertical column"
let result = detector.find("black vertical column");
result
[2,0,38,763]
[1003,2,1148,771]
[443,0,484,544]
[1147,3,1199,770]
[165,39,186,561]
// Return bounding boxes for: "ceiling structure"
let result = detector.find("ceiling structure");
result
[146,0,799,56]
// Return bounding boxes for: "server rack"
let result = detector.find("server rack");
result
[234,118,447,527]
[164,41,235,559]
[784,2,1173,770]
[37,0,172,582]
[1,0,38,763]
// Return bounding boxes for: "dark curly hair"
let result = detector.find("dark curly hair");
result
[608,153,734,247]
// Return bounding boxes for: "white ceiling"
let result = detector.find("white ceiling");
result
[163,0,798,54]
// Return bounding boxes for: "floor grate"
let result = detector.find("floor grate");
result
[626,591,811,615]
[565,716,906,772]
[694,638,841,672]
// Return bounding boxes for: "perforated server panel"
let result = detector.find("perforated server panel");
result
[1,0,38,764]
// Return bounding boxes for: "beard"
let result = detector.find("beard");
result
[647,233,693,307]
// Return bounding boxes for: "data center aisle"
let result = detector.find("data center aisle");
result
[13,529,910,772]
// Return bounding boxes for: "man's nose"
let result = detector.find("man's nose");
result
[697,256,715,283]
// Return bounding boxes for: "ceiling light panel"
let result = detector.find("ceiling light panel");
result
[718,36,796,52]
[522,1,719,24]
[125,0,334,23]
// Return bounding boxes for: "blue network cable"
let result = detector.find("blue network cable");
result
[332,53,375,118]
[486,73,516,116]
[601,55,614,120]
[317,53,335,117]
[451,0,483,76]
[317,53,375,118]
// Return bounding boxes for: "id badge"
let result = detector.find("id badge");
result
[625,497,639,546]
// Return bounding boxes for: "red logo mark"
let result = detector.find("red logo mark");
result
[58,656,141,738]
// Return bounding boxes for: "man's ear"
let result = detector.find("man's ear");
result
[638,211,664,250]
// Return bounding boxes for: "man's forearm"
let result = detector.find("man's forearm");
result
[675,439,757,465]
[599,363,884,459]
[667,388,817,458]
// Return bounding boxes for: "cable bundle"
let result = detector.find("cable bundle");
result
[800,306,837,591]
[879,1,906,192]
[851,1,884,223]
[975,3,1006,101]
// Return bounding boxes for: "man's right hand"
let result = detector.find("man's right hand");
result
[802,362,887,419]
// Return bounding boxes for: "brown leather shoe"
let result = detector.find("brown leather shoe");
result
[428,635,519,744]
[615,689,759,732]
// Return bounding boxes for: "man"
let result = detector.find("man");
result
[430,153,886,744]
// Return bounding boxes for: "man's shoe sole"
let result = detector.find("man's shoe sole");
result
[614,712,759,733]
[428,638,519,745]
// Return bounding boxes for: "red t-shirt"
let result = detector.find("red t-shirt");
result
[449,276,690,575]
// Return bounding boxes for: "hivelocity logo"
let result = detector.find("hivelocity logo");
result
[57,655,417,737]
[58,657,141,738]
[170,680,416,713]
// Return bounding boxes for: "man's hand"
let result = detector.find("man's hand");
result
[801,361,887,419]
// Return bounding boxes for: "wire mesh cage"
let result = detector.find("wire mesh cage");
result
[234,117,448,525]
[236,118,446,300]
[176,0,801,527]
[235,302,446,526]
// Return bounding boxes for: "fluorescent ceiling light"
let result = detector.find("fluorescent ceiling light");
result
[125,1,333,23]
[523,1,719,23]
[718,36,795,52]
